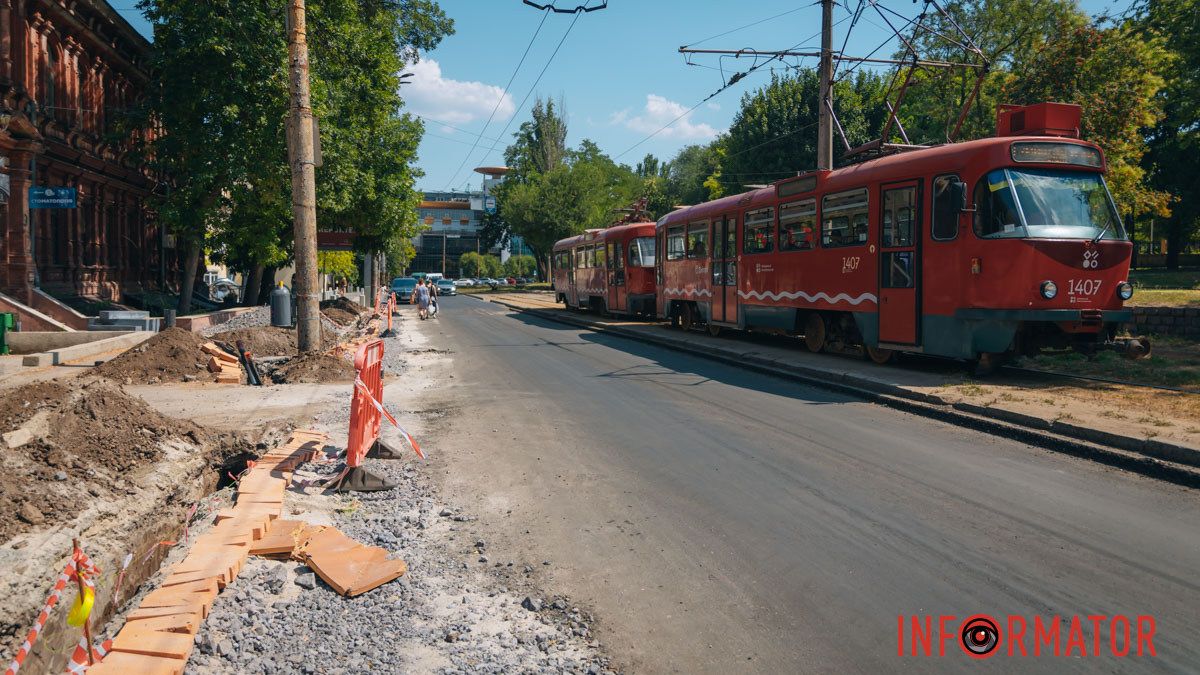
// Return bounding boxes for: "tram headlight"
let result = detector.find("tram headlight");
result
[1118,281,1134,300]
[1040,280,1058,299]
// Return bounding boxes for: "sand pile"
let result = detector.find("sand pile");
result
[93,328,211,384]
[0,378,206,542]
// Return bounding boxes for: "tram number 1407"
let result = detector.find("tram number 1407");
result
[1068,279,1103,297]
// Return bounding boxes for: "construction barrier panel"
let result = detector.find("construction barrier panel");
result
[346,339,386,468]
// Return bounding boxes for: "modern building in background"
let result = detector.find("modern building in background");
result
[0,0,170,311]
[410,166,533,278]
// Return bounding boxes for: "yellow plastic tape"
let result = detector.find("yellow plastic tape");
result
[67,587,94,627]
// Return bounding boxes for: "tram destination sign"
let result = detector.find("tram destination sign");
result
[29,186,77,209]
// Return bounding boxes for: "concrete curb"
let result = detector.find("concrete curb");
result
[473,295,1200,488]
[20,330,153,367]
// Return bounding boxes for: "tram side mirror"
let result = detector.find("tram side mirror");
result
[949,179,969,212]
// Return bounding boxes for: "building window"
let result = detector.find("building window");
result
[43,47,58,110]
[821,189,869,248]
[743,207,774,254]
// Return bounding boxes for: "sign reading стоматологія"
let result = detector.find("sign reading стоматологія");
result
[28,186,77,209]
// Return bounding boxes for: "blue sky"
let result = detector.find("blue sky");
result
[112,0,1133,193]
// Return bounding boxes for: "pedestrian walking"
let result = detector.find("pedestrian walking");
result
[411,278,431,320]
[429,278,439,317]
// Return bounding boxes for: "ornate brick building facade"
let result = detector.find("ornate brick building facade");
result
[0,0,169,306]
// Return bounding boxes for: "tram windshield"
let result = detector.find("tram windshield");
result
[630,237,656,267]
[973,168,1125,240]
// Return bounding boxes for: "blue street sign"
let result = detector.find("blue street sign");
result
[29,187,77,209]
[483,195,497,215]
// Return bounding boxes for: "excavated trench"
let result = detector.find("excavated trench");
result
[0,417,274,675]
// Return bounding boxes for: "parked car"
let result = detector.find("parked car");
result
[505,277,517,286]
[482,278,499,289]
[454,278,475,287]
[516,277,530,285]
[436,278,457,296]
[391,277,417,303]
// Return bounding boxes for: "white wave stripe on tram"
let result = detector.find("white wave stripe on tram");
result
[663,287,713,298]
[738,289,878,305]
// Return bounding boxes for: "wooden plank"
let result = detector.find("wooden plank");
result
[85,650,185,675]
[111,627,195,660]
[122,612,202,635]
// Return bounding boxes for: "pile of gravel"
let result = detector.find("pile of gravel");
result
[183,330,614,675]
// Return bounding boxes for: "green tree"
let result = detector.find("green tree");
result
[494,101,641,278]
[481,254,504,278]
[135,0,452,312]
[1137,0,1200,266]
[317,251,359,286]
[896,0,1085,142]
[459,251,485,277]
[1004,20,1172,218]
[503,255,537,277]
[710,71,888,194]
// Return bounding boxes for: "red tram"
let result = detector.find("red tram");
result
[657,103,1147,367]
[552,222,657,316]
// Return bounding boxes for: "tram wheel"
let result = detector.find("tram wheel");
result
[670,308,681,329]
[865,345,894,364]
[707,324,721,337]
[804,314,826,352]
[680,304,696,331]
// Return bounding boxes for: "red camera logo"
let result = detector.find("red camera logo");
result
[897,614,1157,658]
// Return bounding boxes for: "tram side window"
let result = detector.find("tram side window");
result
[667,226,686,260]
[743,208,774,254]
[973,171,1022,238]
[779,199,816,251]
[932,175,960,241]
[593,244,605,268]
[822,189,869,247]
[687,223,709,258]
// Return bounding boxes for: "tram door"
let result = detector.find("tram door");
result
[878,182,921,344]
[712,215,738,324]
[607,241,626,313]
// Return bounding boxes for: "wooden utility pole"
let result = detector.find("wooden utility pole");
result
[817,0,834,171]
[286,0,320,353]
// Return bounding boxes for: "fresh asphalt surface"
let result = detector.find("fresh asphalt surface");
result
[428,296,1200,673]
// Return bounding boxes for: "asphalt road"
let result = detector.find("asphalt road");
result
[426,296,1200,673]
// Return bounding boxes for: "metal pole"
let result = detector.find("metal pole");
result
[818,0,834,171]
[286,0,320,353]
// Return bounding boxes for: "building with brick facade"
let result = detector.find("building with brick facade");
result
[0,0,168,318]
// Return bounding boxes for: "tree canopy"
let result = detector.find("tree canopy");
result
[135,0,452,309]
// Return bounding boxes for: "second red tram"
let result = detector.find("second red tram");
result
[552,222,657,316]
[656,103,1145,366]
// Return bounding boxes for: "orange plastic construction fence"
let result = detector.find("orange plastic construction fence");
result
[346,339,385,468]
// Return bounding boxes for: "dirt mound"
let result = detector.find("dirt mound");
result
[211,325,335,357]
[269,352,357,384]
[93,327,211,384]
[320,297,369,326]
[0,377,206,542]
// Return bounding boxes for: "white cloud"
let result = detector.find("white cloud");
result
[615,94,717,140]
[402,58,515,126]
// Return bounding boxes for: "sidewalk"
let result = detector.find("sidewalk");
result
[474,292,1200,475]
